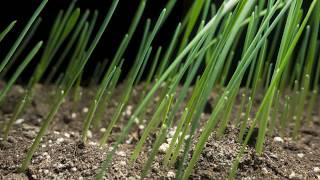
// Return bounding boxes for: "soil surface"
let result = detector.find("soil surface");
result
[0,83,319,180]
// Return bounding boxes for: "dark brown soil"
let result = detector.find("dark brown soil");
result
[0,84,319,180]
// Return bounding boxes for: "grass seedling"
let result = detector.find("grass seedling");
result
[1,18,42,78]
[229,0,317,178]
[19,0,119,171]
[99,9,167,146]
[2,41,43,139]
[184,1,291,178]
[0,21,17,43]
[0,0,47,73]
[82,66,117,143]
[2,0,320,179]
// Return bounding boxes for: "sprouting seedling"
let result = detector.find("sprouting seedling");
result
[1,18,42,79]
[1,41,43,140]
[44,10,90,84]
[229,0,317,178]
[0,21,17,43]
[19,0,119,171]
[96,1,240,178]
[130,94,171,162]
[0,0,47,73]
[183,1,292,178]
[82,66,117,143]
[99,8,167,146]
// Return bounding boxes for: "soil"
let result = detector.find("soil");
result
[0,83,319,180]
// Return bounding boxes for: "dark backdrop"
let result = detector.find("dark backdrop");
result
[0,0,193,84]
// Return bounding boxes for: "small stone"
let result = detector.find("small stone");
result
[7,136,16,143]
[82,107,89,113]
[44,169,49,174]
[270,153,278,159]
[87,130,92,138]
[108,147,114,151]
[184,135,190,140]
[100,128,106,132]
[15,118,24,124]
[119,161,126,166]
[24,131,36,139]
[32,175,37,179]
[71,167,77,172]
[71,113,77,119]
[57,138,64,143]
[138,125,144,130]
[134,117,139,124]
[167,170,176,178]
[64,133,70,138]
[262,167,269,174]
[88,141,98,146]
[273,137,284,143]
[116,151,126,157]
[57,163,64,169]
[167,127,177,138]
[159,143,169,153]
[314,167,320,173]
[297,153,304,158]
[289,171,303,180]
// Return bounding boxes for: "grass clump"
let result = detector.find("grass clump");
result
[0,0,319,179]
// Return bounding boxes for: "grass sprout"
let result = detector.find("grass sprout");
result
[1,0,320,179]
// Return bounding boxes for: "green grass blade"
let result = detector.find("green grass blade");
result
[19,0,119,171]
[0,0,47,73]
[0,21,17,43]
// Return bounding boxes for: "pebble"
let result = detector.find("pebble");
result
[134,117,139,124]
[64,133,70,138]
[43,169,49,174]
[262,167,269,174]
[184,135,190,140]
[314,167,320,173]
[57,163,64,169]
[23,131,36,139]
[167,170,176,178]
[15,118,24,124]
[71,113,77,119]
[138,125,144,130]
[87,130,93,138]
[116,151,126,157]
[88,141,98,146]
[71,167,77,172]
[119,161,126,166]
[57,138,64,143]
[289,171,303,180]
[7,136,16,143]
[297,153,304,158]
[273,136,284,143]
[159,143,169,153]
[100,128,106,132]
[167,127,177,138]
[82,107,89,113]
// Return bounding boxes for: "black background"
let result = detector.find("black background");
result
[0,0,193,84]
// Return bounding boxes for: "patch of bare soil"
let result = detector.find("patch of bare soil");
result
[0,84,319,179]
